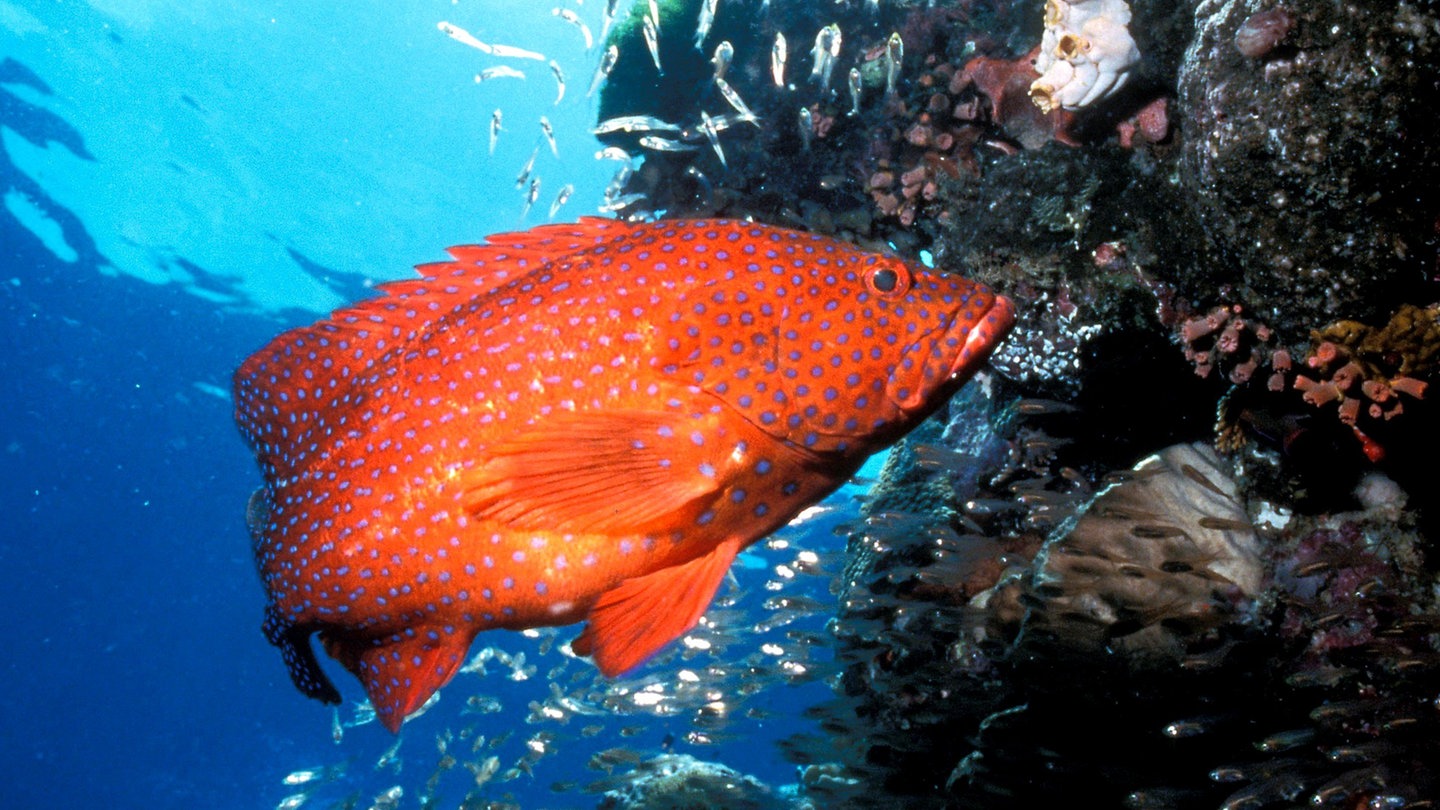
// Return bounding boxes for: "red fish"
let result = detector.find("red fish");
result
[234,218,1013,731]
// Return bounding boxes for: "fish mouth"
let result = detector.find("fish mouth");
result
[949,293,1016,381]
[891,291,1016,414]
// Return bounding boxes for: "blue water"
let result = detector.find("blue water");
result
[1,3,864,807]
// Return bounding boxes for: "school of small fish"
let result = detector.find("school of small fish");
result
[267,509,910,808]
[437,0,912,222]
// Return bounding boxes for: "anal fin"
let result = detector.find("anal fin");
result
[324,628,473,733]
[572,538,743,676]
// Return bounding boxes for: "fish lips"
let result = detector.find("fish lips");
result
[890,293,1016,413]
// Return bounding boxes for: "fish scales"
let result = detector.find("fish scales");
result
[234,218,1013,732]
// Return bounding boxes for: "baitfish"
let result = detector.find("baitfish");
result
[600,0,620,44]
[552,8,593,50]
[234,218,1014,731]
[638,134,700,152]
[438,21,492,54]
[475,65,526,84]
[588,44,618,98]
[885,31,904,98]
[771,32,787,87]
[694,0,718,48]
[642,13,663,75]
[713,76,759,124]
[698,110,726,168]
[548,60,566,105]
[548,183,573,219]
[540,116,558,158]
[515,145,539,188]
[522,176,541,218]
[711,40,733,82]
[593,114,682,136]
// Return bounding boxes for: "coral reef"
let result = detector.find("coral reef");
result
[585,2,1440,804]
[1295,304,1438,426]
[815,385,1440,808]
[1178,304,1284,388]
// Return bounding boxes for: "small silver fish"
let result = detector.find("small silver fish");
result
[648,0,661,35]
[847,67,862,116]
[539,116,558,158]
[489,109,503,155]
[376,734,404,772]
[820,24,842,94]
[706,111,752,132]
[469,755,501,789]
[885,32,904,98]
[552,8,594,49]
[588,44,619,97]
[698,109,726,168]
[475,65,526,83]
[592,114,682,135]
[594,146,633,162]
[643,14,663,74]
[809,26,831,80]
[713,76,759,124]
[548,60,566,105]
[695,0,718,48]
[798,106,813,151]
[711,40,733,81]
[283,768,321,786]
[549,183,574,219]
[598,192,647,213]
[515,145,539,188]
[771,32,787,88]
[604,164,633,200]
[490,43,546,61]
[523,176,541,218]
[601,0,621,43]
[638,134,700,152]
[438,21,492,54]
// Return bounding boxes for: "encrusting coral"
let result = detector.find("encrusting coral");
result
[1293,303,1437,427]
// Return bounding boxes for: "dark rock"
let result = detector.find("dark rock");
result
[1177,0,1440,339]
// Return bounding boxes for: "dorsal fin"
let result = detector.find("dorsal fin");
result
[232,217,636,478]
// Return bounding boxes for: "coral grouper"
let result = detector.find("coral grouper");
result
[234,218,1014,731]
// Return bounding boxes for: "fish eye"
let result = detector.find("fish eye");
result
[864,264,910,297]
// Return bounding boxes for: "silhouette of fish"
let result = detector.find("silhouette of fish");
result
[234,218,1013,731]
